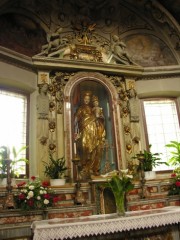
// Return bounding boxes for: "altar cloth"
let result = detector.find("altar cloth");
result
[31,206,180,240]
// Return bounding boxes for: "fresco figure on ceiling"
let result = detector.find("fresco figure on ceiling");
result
[74,91,106,178]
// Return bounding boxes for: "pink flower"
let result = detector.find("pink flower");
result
[171,173,176,177]
[31,176,36,181]
[175,181,180,187]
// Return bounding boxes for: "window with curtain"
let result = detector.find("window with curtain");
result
[142,98,180,171]
[0,89,28,177]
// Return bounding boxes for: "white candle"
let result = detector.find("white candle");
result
[74,142,77,155]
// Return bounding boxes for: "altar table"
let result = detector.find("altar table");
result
[31,206,180,240]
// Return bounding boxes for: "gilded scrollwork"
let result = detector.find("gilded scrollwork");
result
[49,120,56,132]
[49,142,56,152]
[48,72,73,114]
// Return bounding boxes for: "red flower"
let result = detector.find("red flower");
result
[43,193,50,199]
[19,193,26,200]
[53,196,59,203]
[171,173,176,177]
[27,199,34,206]
[17,181,26,187]
[42,181,50,187]
[31,176,36,181]
[175,181,180,187]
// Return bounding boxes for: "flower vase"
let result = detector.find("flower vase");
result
[115,192,125,216]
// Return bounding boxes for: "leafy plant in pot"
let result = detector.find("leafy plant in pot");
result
[165,141,180,167]
[133,145,165,180]
[165,141,180,195]
[0,145,29,186]
[43,153,68,186]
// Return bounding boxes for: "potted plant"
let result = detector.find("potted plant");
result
[165,141,180,167]
[133,145,165,180]
[165,141,180,196]
[43,153,68,186]
[0,145,28,186]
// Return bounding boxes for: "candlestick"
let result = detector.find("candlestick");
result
[72,156,85,205]
[4,159,15,209]
[137,152,146,199]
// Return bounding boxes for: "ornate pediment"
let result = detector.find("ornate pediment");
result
[36,21,137,66]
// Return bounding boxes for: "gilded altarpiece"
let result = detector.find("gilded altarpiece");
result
[36,69,141,181]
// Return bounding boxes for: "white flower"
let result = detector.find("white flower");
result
[29,185,35,190]
[120,169,128,174]
[40,186,44,189]
[126,174,133,179]
[101,170,119,178]
[40,190,44,194]
[21,189,27,193]
[43,190,47,194]
[28,191,34,198]
[37,196,41,200]
[44,199,49,205]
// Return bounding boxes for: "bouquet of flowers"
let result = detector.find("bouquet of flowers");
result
[101,169,134,215]
[168,168,180,195]
[15,176,58,210]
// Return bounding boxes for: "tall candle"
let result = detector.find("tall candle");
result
[74,142,77,155]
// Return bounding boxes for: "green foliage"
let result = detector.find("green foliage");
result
[141,147,163,171]
[0,145,28,178]
[103,170,134,200]
[108,174,134,195]
[0,146,8,178]
[165,141,180,167]
[11,146,29,177]
[133,145,165,172]
[43,154,67,179]
[103,170,134,214]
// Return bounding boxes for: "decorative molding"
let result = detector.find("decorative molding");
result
[0,46,35,72]
[139,65,180,80]
[145,0,180,54]
[32,56,143,77]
